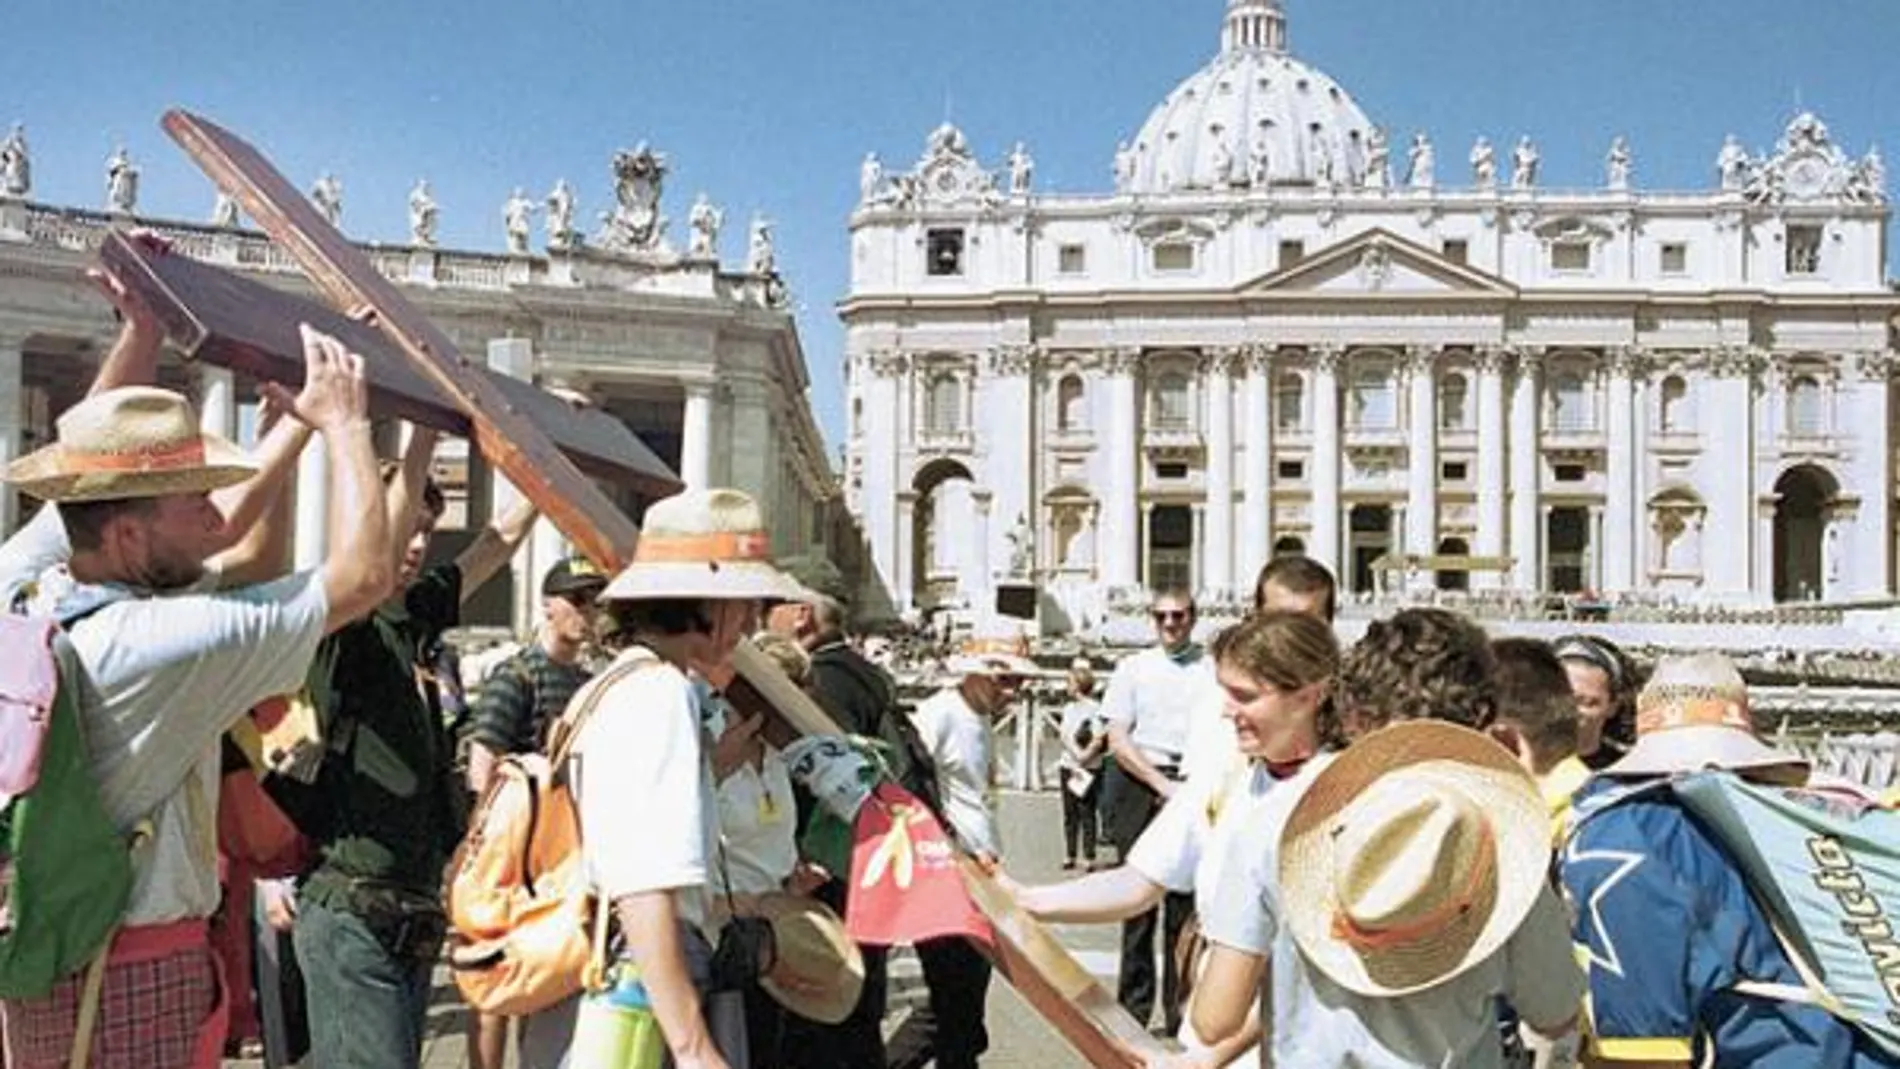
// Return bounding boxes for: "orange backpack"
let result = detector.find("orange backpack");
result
[443,651,655,1015]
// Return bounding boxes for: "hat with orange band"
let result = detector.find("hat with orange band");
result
[1278,720,1549,997]
[601,488,807,603]
[1602,651,1807,784]
[4,386,257,503]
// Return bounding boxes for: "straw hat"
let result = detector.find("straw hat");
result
[1279,720,1549,997]
[601,489,806,602]
[1603,651,1807,784]
[945,617,1039,677]
[754,893,865,1024]
[4,386,256,503]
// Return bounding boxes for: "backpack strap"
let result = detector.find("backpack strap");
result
[546,648,662,774]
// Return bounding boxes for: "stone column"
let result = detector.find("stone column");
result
[0,338,22,534]
[894,492,916,613]
[197,365,237,440]
[1704,347,1758,598]
[971,489,994,600]
[1203,347,1237,598]
[1404,346,1439,578]
[488,339,537,627]
[1310,346,1344,574]
[1508,348,1543,590]
[292,443,329,570]
[1474,346,1508,589]
[1852,351,1895,597]
[1241,345,1274,583]
[863,352,906,610]
[1101,348,1142,589]
[1602,347,1638,592]
[679,380,715,490]
[984,345,1037,601]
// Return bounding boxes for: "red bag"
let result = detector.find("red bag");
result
[845,783,992,948]
[217,769,309,879]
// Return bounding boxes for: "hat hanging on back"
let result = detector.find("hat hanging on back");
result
[1602,651,1807,783]
[3,386,256,503]
[752,893,865,1024]
[541,557,607,599]
[1278,720,1549,998]
[602,488,806,603]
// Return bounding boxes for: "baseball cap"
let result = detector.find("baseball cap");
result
[542,557,608,599]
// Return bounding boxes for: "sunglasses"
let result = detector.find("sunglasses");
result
[1151,609,1193,623]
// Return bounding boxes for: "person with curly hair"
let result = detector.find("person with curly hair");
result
[1008,610,1341,1066]
[1185,608,1583,1068]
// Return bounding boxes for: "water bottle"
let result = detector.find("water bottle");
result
[569,962,667,1069]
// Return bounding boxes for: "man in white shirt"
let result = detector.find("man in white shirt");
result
[1100,589,1219,1034]
[0,323,395,1068]
[889,626,1035,1069]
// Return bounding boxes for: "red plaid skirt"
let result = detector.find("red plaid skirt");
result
[0,920,222,1069]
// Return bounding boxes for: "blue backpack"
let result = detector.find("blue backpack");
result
[1576,772,1900,1058]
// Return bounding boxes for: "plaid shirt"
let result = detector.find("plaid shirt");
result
[465,643,593,756]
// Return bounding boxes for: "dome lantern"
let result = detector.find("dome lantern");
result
[1223,0,1287,55]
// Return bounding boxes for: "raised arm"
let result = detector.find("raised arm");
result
[209,391,313,585]
[286,326,394,633]
[454,497,539,606]
[85,231,171,396]
[384,422,442,575]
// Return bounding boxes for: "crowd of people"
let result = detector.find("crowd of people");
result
[0,240,1894,1069]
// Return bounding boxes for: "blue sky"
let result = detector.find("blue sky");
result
[9,0,1897,459]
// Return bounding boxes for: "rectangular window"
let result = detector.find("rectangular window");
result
[1786,225,1822,275]
[1278,240,1306,269]
[1659,242,1688,275]
[1554,463,1588,483]
[1442,239,1469,265]
[1155,461,1190,480]
[1441,461,1469,482]
[1277,459,1306,480]
[1153,242,1195,272]
[1058,244,1087,274]
[926,228,965,276]
[1551,241,1591,272]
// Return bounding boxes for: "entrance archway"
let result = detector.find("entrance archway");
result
[913,458,977,608]
[1348,504,1393,593]
[1436,537,1471,592]
[1547,507,1591,593]
[1773,465,1838,602]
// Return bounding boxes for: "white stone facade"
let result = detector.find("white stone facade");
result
[841,0,1898,632]
[0,164,841,634]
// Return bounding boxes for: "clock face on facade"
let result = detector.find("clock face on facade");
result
[1785,156,1828,199]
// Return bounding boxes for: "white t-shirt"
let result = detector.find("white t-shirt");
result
[571,651,719,934]
[1200,754,1584,1068]
[702,687,798,896]
[909,687,998,858]
[1124,755,1282,898]
[0,505,330,926]
[1101,645,1222,773]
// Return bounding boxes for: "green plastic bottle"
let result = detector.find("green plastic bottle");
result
[570,962,667,1069]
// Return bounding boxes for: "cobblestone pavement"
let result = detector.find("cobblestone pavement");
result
[226,791,1134,1068]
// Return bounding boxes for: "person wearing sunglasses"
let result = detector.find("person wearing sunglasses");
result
[1100,589,1222,1036]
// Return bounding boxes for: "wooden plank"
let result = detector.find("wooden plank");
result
[100,232,680,494]
[159,108,640,570]
[724,641,1166,1069]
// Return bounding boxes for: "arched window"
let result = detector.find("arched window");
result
[1788,374,1825,437]
[1151,371,1193,430]
[1275,372,1305,431]
[1439,373,1470,430]
[1550,370,1590,432]
[1349,360,1396,430]
[1057,374,1088,433]
[926,373,963,436]
[1658,376,1688,433]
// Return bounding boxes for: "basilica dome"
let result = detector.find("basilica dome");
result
[1120,0,1379,195]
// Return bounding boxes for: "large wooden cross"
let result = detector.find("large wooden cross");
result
[148,109,1163,1068]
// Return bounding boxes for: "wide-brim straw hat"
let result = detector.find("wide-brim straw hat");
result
[754,893,865,1024]
[4,386,256,503]
[945,618,1039,677]
[1279,720,1549,998]
[602,488,807,603]
[1604,651,1808,784]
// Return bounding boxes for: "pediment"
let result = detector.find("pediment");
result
[1237,228,1517,298]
